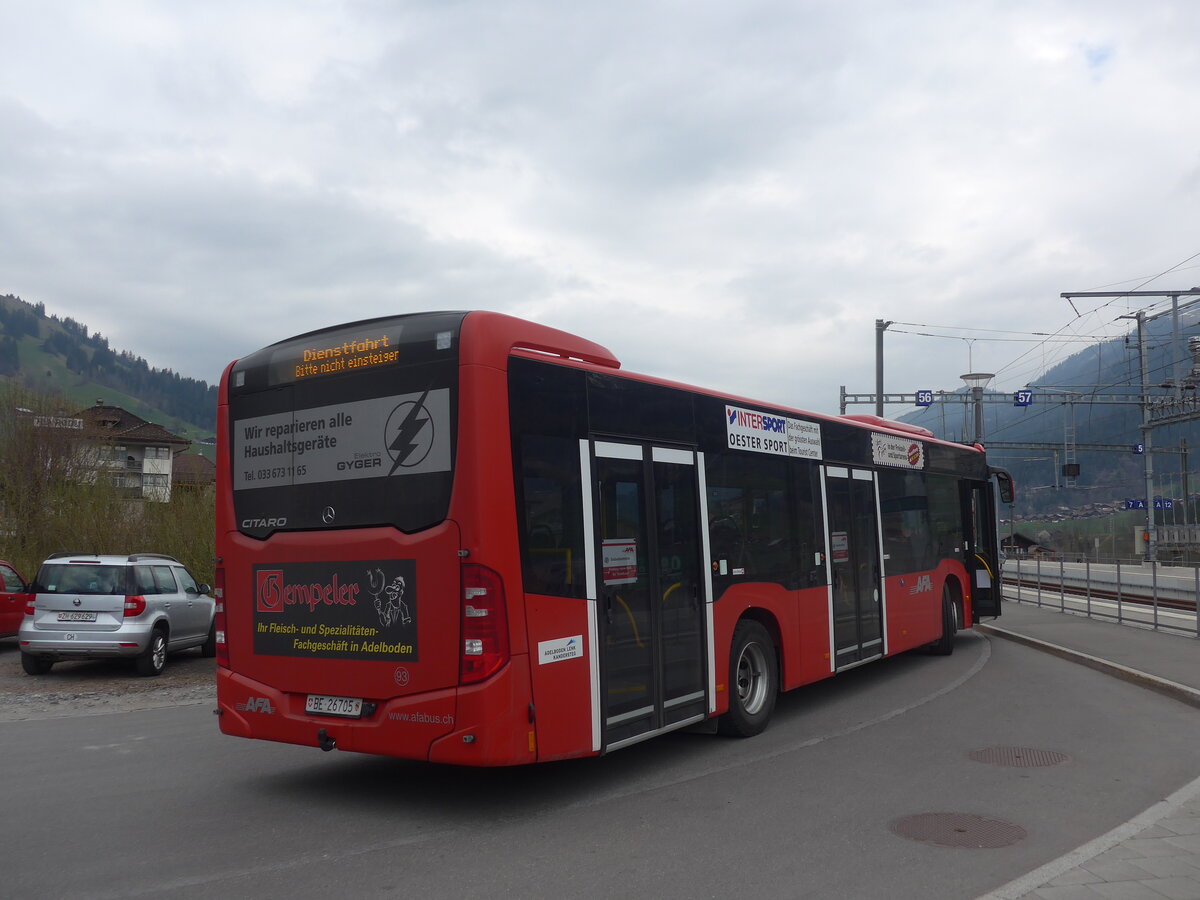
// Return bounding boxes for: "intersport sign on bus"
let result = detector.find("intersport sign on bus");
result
[724,404,823,460]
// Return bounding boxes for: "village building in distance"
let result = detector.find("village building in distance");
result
[75,400,213,501]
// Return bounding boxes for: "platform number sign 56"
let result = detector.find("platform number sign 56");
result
[915,390,934,407]
[1013,390,1033,407]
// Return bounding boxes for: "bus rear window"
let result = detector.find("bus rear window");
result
[228,313,464,538]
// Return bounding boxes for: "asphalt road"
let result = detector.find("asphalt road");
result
[3,630,1199,899]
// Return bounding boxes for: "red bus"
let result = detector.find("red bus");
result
[215,311,1011,765]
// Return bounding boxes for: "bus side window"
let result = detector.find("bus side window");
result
[516,435,586,599]
[878,469,932,574]
[926,474,964,561]
[706,450,805,590]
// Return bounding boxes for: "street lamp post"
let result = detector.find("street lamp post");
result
[960,373,994,444]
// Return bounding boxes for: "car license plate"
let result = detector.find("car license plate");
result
[57,611,97,622]
[305,694,363,718]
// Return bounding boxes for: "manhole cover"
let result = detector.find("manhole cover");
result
[969,746,1070,768]
[889,813,1027,848]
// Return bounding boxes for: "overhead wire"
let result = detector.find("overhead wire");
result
[886,252,1200,454]
[979,252,1200,388]
[896,251,1200,410]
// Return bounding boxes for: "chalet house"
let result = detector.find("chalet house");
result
[172,451,216,493]
[1001,531,1054,559]
[75,401,191,502]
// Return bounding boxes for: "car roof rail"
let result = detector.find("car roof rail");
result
[45,552,93,560]
[127,553,180,563]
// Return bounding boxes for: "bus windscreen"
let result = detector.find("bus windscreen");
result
[227,312,465,538]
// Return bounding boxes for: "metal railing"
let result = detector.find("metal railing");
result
[1002,556,1200,638]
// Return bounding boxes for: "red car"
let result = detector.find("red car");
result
[0,561,30,637]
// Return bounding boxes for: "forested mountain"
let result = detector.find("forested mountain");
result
[900,311,1200,515]
[0,293,216,437]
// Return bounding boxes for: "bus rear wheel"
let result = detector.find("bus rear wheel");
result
[718,620,778,737]
[929,585,957,656]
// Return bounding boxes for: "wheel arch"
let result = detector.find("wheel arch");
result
[730,607,782,678]
[718,614,780,737]
[942,574,964,632]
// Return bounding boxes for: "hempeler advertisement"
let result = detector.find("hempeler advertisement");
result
[253,559,418,660]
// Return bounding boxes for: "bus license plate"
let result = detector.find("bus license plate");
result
[305,694,363,718]
[57,611,97,622]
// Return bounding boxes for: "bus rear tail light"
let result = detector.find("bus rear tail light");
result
[460,564,510,685]
[214,566,229,667]
[123,596,147,617]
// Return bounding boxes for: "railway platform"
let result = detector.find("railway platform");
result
[976,599,1200,900]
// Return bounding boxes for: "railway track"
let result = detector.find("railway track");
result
[1002,574,1197,613]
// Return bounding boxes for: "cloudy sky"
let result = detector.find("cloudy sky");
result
[2,0,1198,415]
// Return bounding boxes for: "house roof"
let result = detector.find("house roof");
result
[75,402,190,447]
[173,451,216,484]
[1001,532,1041,549]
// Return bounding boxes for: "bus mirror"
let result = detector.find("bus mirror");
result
[989,465,1014,504]
[992,469,1014,505]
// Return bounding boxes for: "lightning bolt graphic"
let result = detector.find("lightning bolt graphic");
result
[388,388,431,475]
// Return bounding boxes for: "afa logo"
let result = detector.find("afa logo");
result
[235,697,276,715]
[909,575,934,595]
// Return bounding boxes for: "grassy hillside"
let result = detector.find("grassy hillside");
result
[0,293,217,457]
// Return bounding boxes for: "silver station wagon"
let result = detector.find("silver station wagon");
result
[19,553,216,676]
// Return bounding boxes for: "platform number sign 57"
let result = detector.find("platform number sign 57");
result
[915,390,934,407]
[1013,390,1033,407]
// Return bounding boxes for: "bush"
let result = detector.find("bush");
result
[0,382,213,582]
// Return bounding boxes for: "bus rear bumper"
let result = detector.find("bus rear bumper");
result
[216,666,456,758]
[215,656,537,766]
[427,655,537,766]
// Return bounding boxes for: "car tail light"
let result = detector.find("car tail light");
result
[214,566,228,667]
[23,595,35,616]
[460,564,509,685]
[123,595,147,617]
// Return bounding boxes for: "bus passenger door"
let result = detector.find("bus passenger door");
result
[591,442,709,751]
[964,480,1002,619]
[822,466,885,669]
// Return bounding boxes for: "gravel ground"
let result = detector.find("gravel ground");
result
[0,638,216,722]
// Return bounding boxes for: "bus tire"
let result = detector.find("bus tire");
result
[930,585,957,656]
[718,620,778,737]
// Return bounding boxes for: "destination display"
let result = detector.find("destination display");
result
[266,326,407,385]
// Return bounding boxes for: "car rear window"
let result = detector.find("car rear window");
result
[36,564,125,595]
